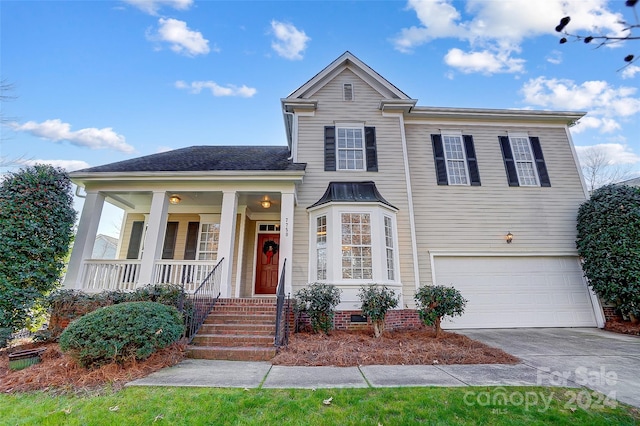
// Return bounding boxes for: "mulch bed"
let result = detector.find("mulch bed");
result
[604,320,640,336]
[271,329,520,367]
[0,341,186,394]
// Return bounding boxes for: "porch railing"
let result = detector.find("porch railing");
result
[152,260,219,293]
[274,258,290,348]
[80,260,141,292]
[182,257,224,341]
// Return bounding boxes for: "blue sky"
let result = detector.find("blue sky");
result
[2,0,640,234]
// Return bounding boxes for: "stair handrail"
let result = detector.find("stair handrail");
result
[274,258,290,348]
[183,257,224,341]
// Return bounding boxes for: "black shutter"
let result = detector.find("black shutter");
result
[499,136,520,187]
[365,126,378,172]
[126,221,144,259]
[463,135,481,186]
[162,222,179,260]
[324,126,336,171]
[184,222,199,260]
[431,134,448,185]
[530,137,551,187]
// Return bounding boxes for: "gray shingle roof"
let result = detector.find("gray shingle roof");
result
[74,146,306,173]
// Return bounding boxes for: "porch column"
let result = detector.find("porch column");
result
[279,191,295,295]
[218,190,238,297]
[137,191,169,285]
[64,191,105,289]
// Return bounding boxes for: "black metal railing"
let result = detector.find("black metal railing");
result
[274,258,290,348]
[182,257,224,341]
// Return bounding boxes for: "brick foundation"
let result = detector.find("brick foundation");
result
[294,309,424,332]
[602,306,623,323]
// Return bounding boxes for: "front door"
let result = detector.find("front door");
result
[255,233,280,295]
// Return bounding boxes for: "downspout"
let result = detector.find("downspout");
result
[283,111,296,161]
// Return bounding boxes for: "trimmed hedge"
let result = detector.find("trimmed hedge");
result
[59,301,184,368]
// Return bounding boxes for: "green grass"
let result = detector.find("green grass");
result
[0,386,638,425]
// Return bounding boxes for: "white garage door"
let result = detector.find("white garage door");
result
[434,256,598,329]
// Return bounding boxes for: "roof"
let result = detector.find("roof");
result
[73,146,306,174]
[619,176,640,187]
[308,181,397,209]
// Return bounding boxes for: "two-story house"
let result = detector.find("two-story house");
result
[65,52,604,331]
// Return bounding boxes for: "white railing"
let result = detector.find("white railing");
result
[81,260,141,292]
[152,260,219,293]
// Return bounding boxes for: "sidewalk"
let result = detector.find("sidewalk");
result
[126,359,574,389]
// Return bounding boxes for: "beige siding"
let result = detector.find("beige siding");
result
[117,213,146,259]
[405,123,586,289]
[292,69,417,302]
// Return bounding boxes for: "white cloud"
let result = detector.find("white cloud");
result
[123,0,192,16]
[393,0,626,74]
[575,143,640,165]
[9,119,134,153]
[149,18,209,57]
[270,20,310,60]
[175,80,257,97]
[621,65,640,80]
[444,48,524,74]
[521,77,640,133]
[546,50,563,65]
[17,159,91,172]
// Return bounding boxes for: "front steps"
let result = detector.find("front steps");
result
[187,298,278,361]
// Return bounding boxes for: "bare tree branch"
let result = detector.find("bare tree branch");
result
[579,146,635,192]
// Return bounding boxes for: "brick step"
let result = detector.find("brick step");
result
[205,314,276,325]
[199,323,275,335]
[191,334,274,347]
[211,306,277,314]
[216,298,277,306]
[187,346,276,361]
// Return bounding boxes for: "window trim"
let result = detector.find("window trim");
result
[508,133,540,187]
[441,131,470,186]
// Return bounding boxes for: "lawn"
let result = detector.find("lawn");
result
[1,386,638,425]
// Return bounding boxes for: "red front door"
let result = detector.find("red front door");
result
[255,234,280,295]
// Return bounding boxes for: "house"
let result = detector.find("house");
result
[618,176,640,187]
[64,52,604,329]
[92,234,118,259]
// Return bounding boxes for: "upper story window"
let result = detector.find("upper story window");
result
[431,133,481,186]
[337,126,365,170]
[499,134,551,187]
[343,83,354,101]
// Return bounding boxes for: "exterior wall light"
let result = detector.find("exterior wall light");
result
[506,231,513,244]
[169,194,182,205]
[261,199,271,209]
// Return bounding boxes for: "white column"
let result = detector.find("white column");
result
[279,192,295,295]
[217,191,238,297]
[64,191,105,289]
[234,205,247,298]
[137,191,169,285]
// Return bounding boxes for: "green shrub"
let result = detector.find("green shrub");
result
[415,285,467,337]
[59,301,184,368]
[577,184,640,322]
[295,283,341,334]
[358,284,399,338]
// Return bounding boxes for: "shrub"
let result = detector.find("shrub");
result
[577,184,640,322]
[295,283,341,334]
[59,301,184,368]
[415,285,467,337]
[358,284,399,338]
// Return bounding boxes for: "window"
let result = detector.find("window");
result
[337,127,365,170]
[343,83,354,101]
[197,223,220,260]
[324,126,378,172]
[316,215,327,280]
[341,213,372,279]
[431,133,481,186]
[499,135,551,187]
[384,216,395,280]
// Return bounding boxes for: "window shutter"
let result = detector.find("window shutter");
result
[499,136,520,187]
[365,126,378,172]
[530,137,551,187]
[463,135,481,186]
[162,222,179,259]
[126,221,144,259]
[324,126,336,171]
[431,134,448,185]
[184,221,199,260]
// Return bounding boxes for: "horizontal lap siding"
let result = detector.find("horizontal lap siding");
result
[405,123,586,287]
[292,69,416,302]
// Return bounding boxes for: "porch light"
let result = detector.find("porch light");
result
[169,194,182,205]
[261,199,271,209]
[506,231,513,244]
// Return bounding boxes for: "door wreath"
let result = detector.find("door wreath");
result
[262,240,279,264]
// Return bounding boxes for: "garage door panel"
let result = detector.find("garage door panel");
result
[435,256,597,329]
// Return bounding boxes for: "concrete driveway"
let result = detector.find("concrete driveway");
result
[457,328,640,408]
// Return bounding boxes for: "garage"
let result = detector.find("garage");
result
[433,256,599,329]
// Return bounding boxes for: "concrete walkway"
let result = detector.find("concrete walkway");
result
[127,328,640,408]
